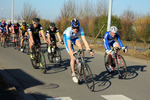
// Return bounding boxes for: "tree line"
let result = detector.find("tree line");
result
[17,0,150,44]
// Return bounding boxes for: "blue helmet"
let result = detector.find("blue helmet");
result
[71,18,80,28]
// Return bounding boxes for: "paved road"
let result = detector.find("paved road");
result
[0,44,150,100]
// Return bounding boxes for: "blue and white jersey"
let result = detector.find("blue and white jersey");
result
[0,27,5,33]
[103,31,124,50]
[63,26,85,40]
[0,23,7,29]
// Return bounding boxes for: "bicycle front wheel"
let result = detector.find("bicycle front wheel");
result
[39,52,46,74]
[116,55,127,79]
[82,62,95,91]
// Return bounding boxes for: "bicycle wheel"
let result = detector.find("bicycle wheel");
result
[48,52,54,63]
[104,53,110,73]
[82,62,95,91]
[55,48,62,66]
[30,50,38,69]
[39,52,46,74]
[116,55,127,79]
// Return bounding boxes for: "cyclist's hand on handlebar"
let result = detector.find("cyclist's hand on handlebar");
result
[59,40,64,45]
[122,47,128,53]
[87,49,94,56]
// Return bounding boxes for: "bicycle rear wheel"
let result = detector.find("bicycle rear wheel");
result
[104,53,110,73]
[55,48,62,66]
[39,52,46,74]
[82,62,95,91]
[116,55,127,79]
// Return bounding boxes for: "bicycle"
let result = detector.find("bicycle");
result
[73,49,95,91]
[47,41,62,66]
[12,34,20,50]
[22,36,30,55]
[104,46,127,79]
[30,42,47,74]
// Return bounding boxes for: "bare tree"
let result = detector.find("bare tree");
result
[21,2,39,23]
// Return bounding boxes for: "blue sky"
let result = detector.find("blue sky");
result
[0,0,150,21]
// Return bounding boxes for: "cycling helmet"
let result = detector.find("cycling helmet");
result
[32,18,40,23]
[110,26,118,33]
[71,18,80,28]
[22,22,27,26]
[49,22,55,28]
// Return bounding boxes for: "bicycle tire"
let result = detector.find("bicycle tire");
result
[116,55,127,79]
[55,48,62,66]
[30,47,38,69]
[104,53,110,73]
[82,62,95,91]
[39,52,46,74]
[48,52,54,63]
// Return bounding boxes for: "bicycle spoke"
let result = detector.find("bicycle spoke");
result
[82,62,95,91]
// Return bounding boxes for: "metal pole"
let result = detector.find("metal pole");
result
[1,8,4,19]
[107,0,112,31]
[12,0,14,23]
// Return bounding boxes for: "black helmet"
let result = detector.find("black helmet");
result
[49,22,55,28]
[22,22,27,26]
[71,18,80,28]
[32,18,40,23]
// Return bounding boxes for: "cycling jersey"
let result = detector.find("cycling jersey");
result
[63,26,85,52]
[46,27,59,41]
[0,27,5,33]
[13,23,20,33]
[103,31,124,50]
[28,24,43,45]
[20,25,28,32]
[0,23,7,29]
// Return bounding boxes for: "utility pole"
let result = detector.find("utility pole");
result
[1,8,4,19]
[12,0,14,23]
[107,0,112,31]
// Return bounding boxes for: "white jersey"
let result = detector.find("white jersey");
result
[63,26,85,40]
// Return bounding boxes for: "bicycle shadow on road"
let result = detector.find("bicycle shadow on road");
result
[46,58,70,74]
[126,65,147,80]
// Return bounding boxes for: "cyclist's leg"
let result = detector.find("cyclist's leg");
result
[75,38,84,57]
[113,41,121,48]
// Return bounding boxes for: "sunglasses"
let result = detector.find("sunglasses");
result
[33,22,38,25]
[72,27,79,29]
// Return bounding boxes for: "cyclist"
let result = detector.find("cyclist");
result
[0,20,7,46]
[6,21,13,35]
[46,22,64,53]
[20,22,28,52]
[12,21,20,48]
[0,27,5,44]
[103,26,127,72]
[28,18,47,59]
[63,18,94,83]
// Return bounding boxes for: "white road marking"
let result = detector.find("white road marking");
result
[101,94,132,100]
[46,97,73,100]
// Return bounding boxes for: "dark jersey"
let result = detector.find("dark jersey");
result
[46,27,59,40]
[28,24,43,44]
[13,23,20,33]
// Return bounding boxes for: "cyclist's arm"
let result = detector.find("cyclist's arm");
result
[116,33,124,48]
[19,28,23,38]
[81,35,90,50]
[40,30,47,43]
[47,34,52,46]
[56,32,62,42]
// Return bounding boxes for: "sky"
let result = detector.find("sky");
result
[0,0,150,21]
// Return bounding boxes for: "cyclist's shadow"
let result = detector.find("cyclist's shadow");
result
[126,65,147,80]
[46,58,70,74]
[93,65,147,92]
[93,70,118,92]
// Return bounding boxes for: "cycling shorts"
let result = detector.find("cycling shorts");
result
[103,40,118,50]
[63,34,80,52]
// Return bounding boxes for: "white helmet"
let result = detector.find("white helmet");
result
[110,26,118,33]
